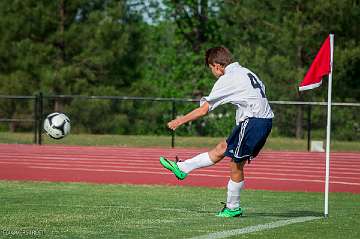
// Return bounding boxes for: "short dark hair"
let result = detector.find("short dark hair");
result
[205,46,233,67]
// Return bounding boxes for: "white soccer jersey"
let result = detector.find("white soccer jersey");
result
[200,62,274,124]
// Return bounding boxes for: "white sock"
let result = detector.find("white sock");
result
[226,179,244,209]
[177,152,214,173]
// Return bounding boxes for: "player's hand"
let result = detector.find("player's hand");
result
[167,119,182,131]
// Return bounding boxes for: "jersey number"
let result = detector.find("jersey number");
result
[247,73,265,98]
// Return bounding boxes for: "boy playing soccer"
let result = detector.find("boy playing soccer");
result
[160,46,274,217]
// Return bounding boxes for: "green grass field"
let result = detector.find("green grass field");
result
[0,132,359,151]
[0,181,359,239]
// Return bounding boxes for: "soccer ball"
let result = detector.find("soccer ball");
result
[43,112,71,139]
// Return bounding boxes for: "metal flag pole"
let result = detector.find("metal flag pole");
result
[324,33,334,218]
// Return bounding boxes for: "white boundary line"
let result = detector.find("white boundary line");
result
[188,216,321,239]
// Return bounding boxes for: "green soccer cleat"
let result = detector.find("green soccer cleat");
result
[159,156,188,180]
[216,206,243,218]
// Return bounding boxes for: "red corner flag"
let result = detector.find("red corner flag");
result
[299,36,331,91]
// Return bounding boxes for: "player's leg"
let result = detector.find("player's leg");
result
[159,140,227,180]
[226,160,246,210]
[217,160,246,217]
[178,139,226,172]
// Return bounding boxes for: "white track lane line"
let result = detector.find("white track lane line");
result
[2,157,360,172]
[0,150,360,158]
[188,216,321,239]
[1,148,358,157]
[0,159,352,175]
[0,155,360,167]
[1,155,360,168]
[3,155,360,167]
[27,166,360,186]
[1,152,359,161]
[2,161,360,182]
[2,159,358,175]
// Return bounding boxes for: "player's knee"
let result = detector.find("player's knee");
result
[215,141,227,156]
[208,141,227,163]
[231,166,243,175]
[230,161,245,180]
[230,170,244,182]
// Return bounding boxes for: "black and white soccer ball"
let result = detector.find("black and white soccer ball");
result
[43,112,71,139]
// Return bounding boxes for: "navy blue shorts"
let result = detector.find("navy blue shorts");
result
[224,118,272,163]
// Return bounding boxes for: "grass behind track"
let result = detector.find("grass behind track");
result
[0,181,359,239]
[0,132,359,151]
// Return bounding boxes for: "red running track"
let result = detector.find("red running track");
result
[0,144,359,193]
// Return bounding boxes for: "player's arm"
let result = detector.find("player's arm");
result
[167,101,209,131]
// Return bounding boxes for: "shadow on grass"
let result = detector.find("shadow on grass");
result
[250,210,323,218]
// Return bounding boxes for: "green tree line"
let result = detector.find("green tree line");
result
[0,0,359,140]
